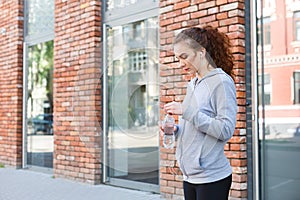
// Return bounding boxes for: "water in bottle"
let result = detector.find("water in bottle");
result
[163,114,175,149]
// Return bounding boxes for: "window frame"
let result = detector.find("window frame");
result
[257,17,271,46]
[293,71,300,104]
[258,73,271,105]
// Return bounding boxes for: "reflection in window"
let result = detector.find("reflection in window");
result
[27,41,54,168]
[294,11,300,41]
[133,21,145,39]
[106,18,159,186]
[122,21,145,42]
[258,74,271,105]
[27,41,54,119]
[258,17,271,45]
[106,0,138,11]
[129,51,147,72]
[294,71,300,104]
[26,0,54,38]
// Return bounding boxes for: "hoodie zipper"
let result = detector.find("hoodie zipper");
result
[179,77,202,179]
[180,77,201,179]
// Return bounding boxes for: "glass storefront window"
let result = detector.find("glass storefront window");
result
[105,17,159,188]
[257,0,300,199]
[26,41,54,168]
[24,0,54,169]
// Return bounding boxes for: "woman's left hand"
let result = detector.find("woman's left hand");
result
[164,101,183,115]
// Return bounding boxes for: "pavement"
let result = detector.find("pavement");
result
[0,168,163,200]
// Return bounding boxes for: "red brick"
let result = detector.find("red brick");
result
[168,180,183,188]
[174,14,190,23]
[225,151,247,159]
[230,189,248,198]
[161,173,176,181]
[191,10,208,19]
[53,0,102,184]
[232,173,248,182]
[219,17,245,27]
[199,15,217,24]
[198,1,216,10]
[217,0,228,5]
[161,18,174,27]
[174,1,190,10]
[231,159,247,167]
[217,12,228,20]
[161,186,175,194]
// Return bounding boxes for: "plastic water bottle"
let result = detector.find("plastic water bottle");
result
[163,114,175,149]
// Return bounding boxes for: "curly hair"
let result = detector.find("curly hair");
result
[174,26,234,79]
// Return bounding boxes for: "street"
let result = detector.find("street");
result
[263,140,300,200]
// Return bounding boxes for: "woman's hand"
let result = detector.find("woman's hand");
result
[164,101,183,115]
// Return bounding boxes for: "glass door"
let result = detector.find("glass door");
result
[104,17,159,192]
[256,0,300,199]
[23,0,54,170]
[26,41,54,169]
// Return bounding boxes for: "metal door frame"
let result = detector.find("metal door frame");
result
[22,0,54,169]
[102,0,159,192]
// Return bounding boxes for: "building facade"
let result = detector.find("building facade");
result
[0,0,299,200]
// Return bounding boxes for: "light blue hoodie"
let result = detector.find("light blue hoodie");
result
[176,68,237,184]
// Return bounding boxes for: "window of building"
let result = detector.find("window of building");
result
[258,73,271,105]
[294,11,300,41]
[258,17,271,46]
[129,51,147,72]
[294,71,300,104]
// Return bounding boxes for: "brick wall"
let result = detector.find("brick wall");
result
[159,1,247,199]
[0,1,23,168]
[53,0,102,184]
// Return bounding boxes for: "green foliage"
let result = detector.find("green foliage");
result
[28,40,54,113]
[29,40,53,86]
[0,163,5,168]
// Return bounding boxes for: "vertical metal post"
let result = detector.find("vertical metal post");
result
[102,23,108,182]
[22,42,28,169]
[251,1,260,199]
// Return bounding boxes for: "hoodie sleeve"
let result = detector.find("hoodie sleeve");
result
[182,78,237,141]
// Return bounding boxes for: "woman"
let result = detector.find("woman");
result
[163,26,237,200]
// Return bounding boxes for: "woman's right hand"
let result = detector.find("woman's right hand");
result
[164,101,183,115]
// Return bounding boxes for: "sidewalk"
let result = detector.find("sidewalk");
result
[0,168,163,200]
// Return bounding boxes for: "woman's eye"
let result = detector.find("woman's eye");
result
[180,54,188,59]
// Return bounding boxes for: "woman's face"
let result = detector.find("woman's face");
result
[173,41,202,74]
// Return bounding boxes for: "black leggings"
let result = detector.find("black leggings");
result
[183,175,232,200]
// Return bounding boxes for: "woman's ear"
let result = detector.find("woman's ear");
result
[200,48,206,56]
[199,48,206,57]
